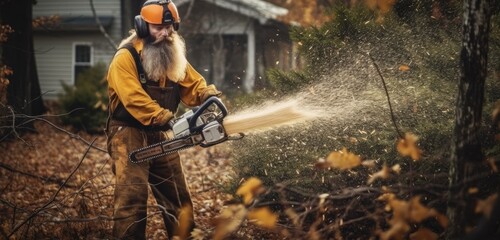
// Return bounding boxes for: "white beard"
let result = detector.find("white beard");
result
[141,32,188,82]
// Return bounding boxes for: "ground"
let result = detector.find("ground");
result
[0,120,272,239]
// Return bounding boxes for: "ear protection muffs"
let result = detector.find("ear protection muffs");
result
[134,0,181,39]
[134,15,150,38]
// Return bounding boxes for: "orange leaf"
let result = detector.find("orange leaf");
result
[409,196,437,223]
[367,165,390,184]
[212,204,247,240]
[397,133,422,161]
[247,207,278,229]
[325,147,361,170]
[236,177,264,205]
[475,193,498,218]
[409,228,438,240]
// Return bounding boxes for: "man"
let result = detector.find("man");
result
[105,0,221,239]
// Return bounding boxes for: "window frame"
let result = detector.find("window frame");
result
[72,42,94,84]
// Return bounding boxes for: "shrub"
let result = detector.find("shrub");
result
[58,63,108,133]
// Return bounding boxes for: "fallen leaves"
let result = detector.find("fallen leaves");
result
[211,178,278,239]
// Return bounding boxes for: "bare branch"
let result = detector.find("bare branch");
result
[89,0,117,50]
[7,138,96,237]
[367,53,403,139]
[0,162,78,187]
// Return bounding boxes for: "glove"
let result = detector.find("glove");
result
[152,109,174,131]
[201,88,222,103]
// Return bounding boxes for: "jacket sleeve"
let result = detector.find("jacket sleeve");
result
[107,49,172,126]
[179,63,222,107]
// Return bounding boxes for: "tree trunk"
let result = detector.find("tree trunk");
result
[1,0,45,120]
[446,0,492,238]
[120,0,143,37]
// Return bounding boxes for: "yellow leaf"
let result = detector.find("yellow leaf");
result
[397,133,422,161]
[361,159,377,168]
[190,228,205,240]
[409,196,436,223]
[247,207,278,229]
[236,177,264,205]
[173,204,193,240]
[212,204,247,240]
[399,64,410,72]
[326,147,361,170]
[391,164,401,174]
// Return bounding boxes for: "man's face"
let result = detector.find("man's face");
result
[148,23,174,44]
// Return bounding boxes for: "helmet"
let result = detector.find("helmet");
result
[134,0,180,38]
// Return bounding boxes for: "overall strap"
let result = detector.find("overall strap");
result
[122,43,148,84]
[110,43,181,128]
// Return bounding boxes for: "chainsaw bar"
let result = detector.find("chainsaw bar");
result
[129,134,204,163]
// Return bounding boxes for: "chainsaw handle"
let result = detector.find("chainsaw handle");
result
[189,96,227,132]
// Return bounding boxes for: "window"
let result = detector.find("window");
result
[74,44,92,84]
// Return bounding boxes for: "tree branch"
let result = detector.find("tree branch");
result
[89,0,117,50]
[0,162,78,187]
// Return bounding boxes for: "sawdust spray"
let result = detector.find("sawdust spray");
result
[223,99,319,135]
[222,60,384,137]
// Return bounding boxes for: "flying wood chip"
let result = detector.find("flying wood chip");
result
[399,64,410,72]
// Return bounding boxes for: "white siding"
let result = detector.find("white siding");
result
[33,0,122,99]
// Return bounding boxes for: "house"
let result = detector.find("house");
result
[176,0,296,93]
[32,0,136,99]
[32,0,297,99]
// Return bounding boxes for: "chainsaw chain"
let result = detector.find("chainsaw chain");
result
[128,135,202,164]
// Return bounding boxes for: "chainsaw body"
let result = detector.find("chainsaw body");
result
[169,96,227,146]
[129,97,238,163]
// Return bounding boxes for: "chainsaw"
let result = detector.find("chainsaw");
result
[129,96,243,163]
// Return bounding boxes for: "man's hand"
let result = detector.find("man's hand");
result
[201,89,222,103]
[153,109,174,130]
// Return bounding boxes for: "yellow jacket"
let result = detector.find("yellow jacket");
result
[107,39,220,127]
